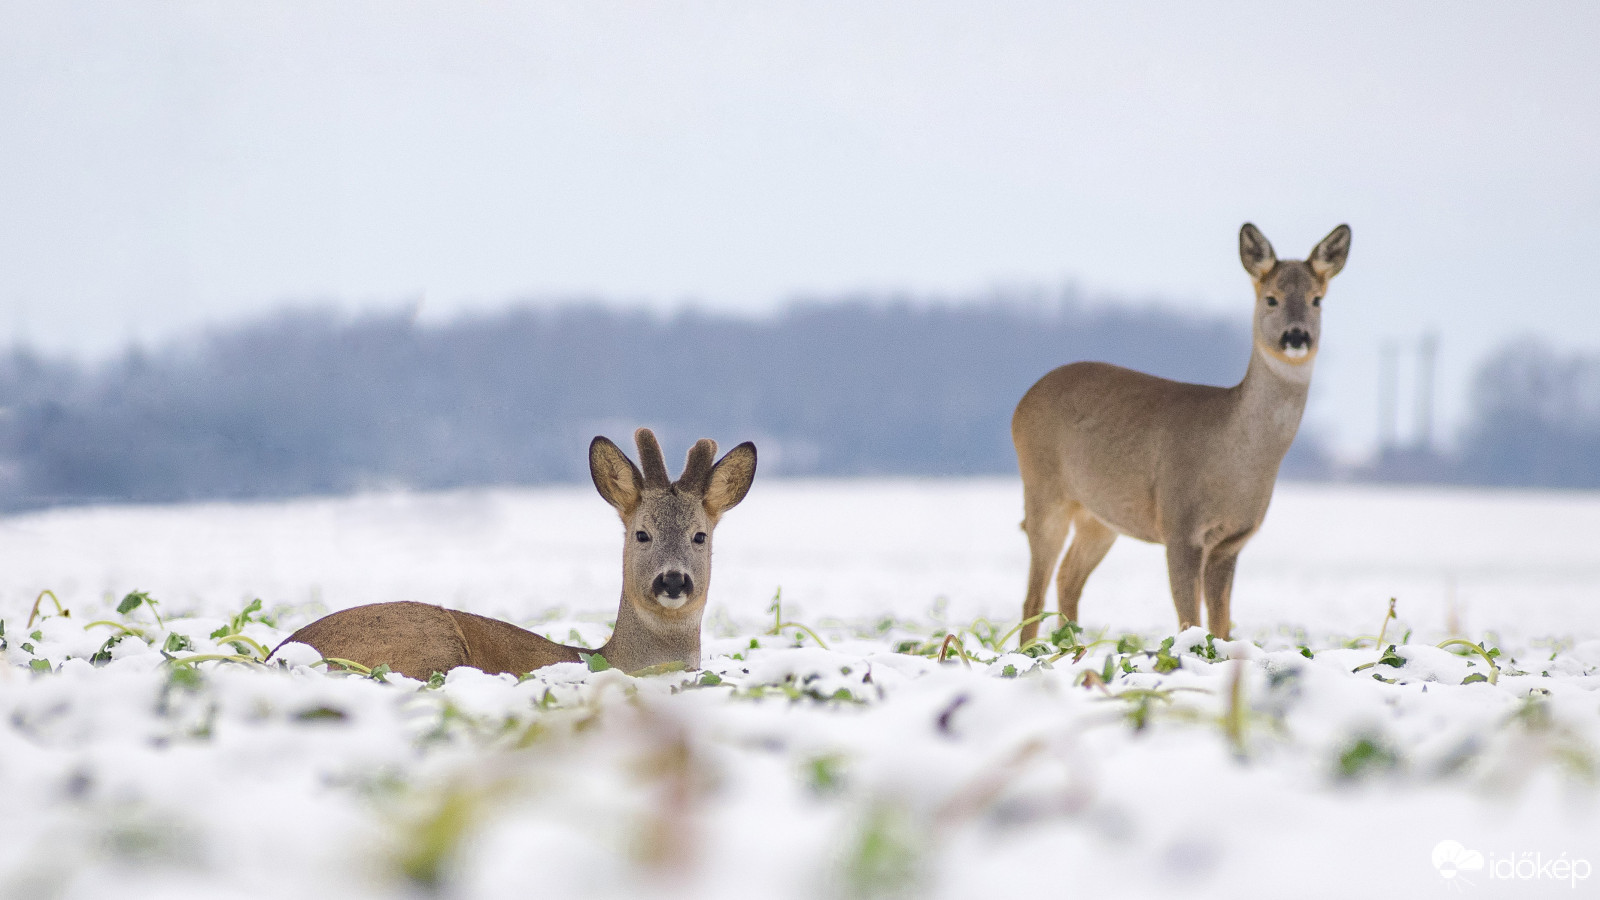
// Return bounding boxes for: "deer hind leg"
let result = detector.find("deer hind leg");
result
[1203,537,1247,640]
[1165,541,1206,632]
[1019,491,1074,647]
[1055,513,1116,628]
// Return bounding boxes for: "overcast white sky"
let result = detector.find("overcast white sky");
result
[2,1,1597,457]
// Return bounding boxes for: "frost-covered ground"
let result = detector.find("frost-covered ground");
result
[2,479,1598,898]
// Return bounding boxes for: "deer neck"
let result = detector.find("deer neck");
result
[596,594,702,674]
[1228,343,1313,457]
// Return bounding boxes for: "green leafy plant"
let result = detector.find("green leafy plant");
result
[766,588,831,649]
[26,589,70,627]
[1222,660,1248,757]
[1353,645,1406,674]
[210,598,271,640]
[990,610,1071,653]
[1153,636,1181,674]
[89,634,125,666]
[1188,634,1220,661]
[893,636,934,655]
[1373,597,1398,649]
[391,781,489,891]
[1117,688,1172,732]
[1336,734,1399,780]
[205,599,276,660]
[1438,639,1501,685]
[117,590,165,628]
[294,706,350,722]
[730,669,863,705]
[166,652,265,669]
[1048,620,1086,655]
[629,661,687,677]
[937,634,973,668]
[318,657,375,675]
[837,802,924,899]
[83,619,144,640]
[804,754,848,796]
[166,664,203,692]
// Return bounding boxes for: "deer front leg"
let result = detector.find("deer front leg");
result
[1165,541,1206,632]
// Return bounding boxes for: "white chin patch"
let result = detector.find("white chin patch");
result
[1283,345,1310,360]
[656,594,689,610]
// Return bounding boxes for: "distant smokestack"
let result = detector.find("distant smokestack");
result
[1378,340,1400,451]
[1415,333,1438,451]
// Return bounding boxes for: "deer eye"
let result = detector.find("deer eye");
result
[1312,296,1322,307]
[1265,296,1279,307]
[635,531,650,543]
[693,532,707,545]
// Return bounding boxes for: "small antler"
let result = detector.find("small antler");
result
[677,439,718,492]
[634,428,671,488]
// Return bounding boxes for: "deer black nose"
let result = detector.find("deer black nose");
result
[1280,328,1313,350]
[653,571,692,599]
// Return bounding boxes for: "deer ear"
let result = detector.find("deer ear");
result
[590,436,643,516]
[703,442,757,518]
[1309,224,1351,279]
[1239,223,1277,280]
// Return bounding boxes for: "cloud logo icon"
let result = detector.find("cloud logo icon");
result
[1433,840,1485,880]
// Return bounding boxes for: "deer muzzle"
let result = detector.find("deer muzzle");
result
[652,570,694,609]
[1279,327,1314,360]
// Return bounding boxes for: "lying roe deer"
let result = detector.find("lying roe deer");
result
[1011,223,1351,645]
[271,429,757,679]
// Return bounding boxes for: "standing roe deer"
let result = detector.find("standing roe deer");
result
[1011,223,1351,644]
[271,429,757,679]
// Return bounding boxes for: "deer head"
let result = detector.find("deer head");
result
[589,428,757,649]
[1240,222,1351,375]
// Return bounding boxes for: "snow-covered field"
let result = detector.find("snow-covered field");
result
[2,479,1598,898]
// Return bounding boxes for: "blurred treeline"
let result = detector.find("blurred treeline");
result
[1353,339,1600,489]
[1440,339,1600,488]
[0,297,1592,509]
[0,294,1254,507]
